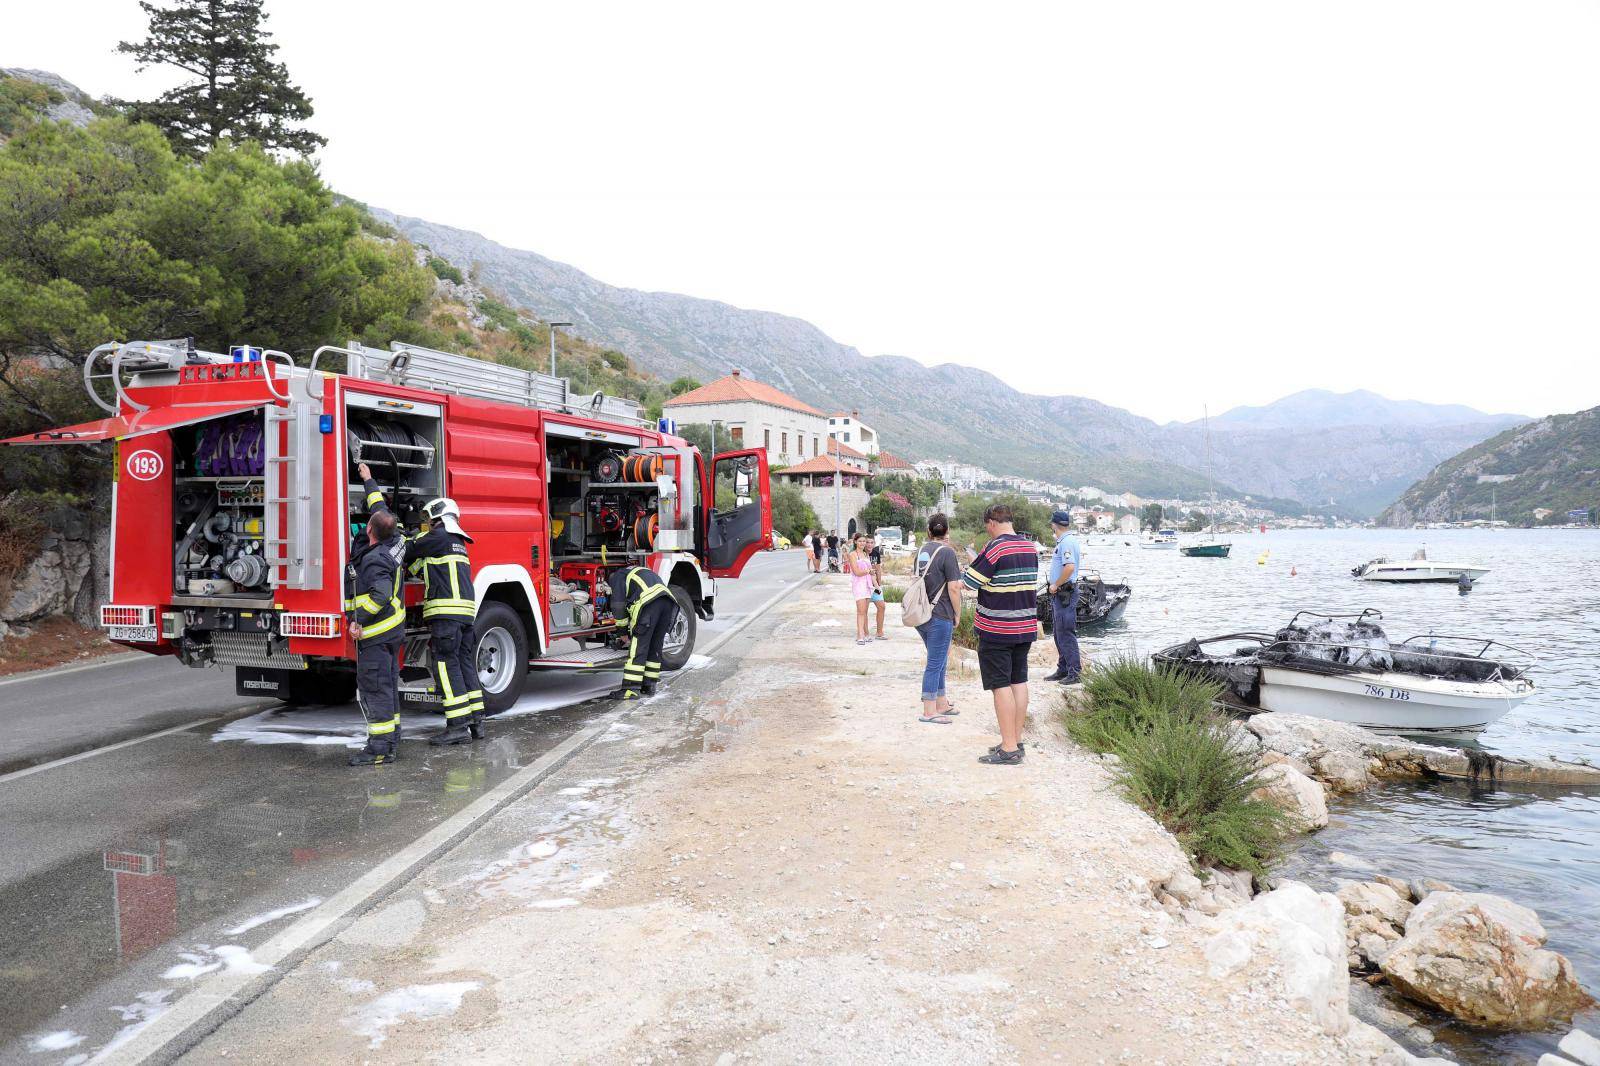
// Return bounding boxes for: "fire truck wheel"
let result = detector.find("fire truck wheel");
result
[659,585,697,672]
[474,602,528,714]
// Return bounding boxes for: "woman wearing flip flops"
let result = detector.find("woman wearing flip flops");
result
[912,514,963,724]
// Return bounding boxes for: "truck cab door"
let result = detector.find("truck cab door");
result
[702,449,771,578]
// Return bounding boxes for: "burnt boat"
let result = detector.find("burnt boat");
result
[1152,609,1534,738]
[1037,571,1132,633]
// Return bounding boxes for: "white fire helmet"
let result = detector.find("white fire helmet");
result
[423,497,472,541]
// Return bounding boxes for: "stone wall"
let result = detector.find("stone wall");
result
[0,512,107,640]
[799,483,869,535]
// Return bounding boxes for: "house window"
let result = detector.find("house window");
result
[781,432,788,455]
[843,432,851,442]
[813,437,819,456]
[764,428,771,450]
[730,426,743,446]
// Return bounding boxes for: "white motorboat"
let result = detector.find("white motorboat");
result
[1140,529,1179,549]
[1154,610,1534,738]
[1352,547,1490,583]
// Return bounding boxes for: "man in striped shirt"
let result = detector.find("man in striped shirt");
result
[962,503,1040,764]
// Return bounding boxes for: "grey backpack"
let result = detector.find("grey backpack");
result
[900,544,951,627]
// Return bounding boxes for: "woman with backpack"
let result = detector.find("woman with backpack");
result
[902,513,963,724]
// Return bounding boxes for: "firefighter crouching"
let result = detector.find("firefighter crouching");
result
[607,565,678,700]
[346,507,407,766]
[358,464,486,748]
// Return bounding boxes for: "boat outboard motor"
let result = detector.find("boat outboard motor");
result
[1458,572,1473,595]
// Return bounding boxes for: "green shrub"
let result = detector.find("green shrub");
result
[1061,656,1289,875]
[427,255,465,284]
[880,584,905,604]
[953,603,978,650]
[600,349,629,371]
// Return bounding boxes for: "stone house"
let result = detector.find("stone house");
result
[774,456,871,536]
[664,371,828,468]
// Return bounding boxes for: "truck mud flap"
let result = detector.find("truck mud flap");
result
[235,667,294,700]
[399,687,445,712]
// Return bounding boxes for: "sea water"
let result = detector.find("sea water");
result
[1076,527,1599,1064]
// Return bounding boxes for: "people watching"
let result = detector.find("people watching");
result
[843,532,877,645]
[913,513,962,724]
[961,503,1039,764]
[1044,509,1081,685]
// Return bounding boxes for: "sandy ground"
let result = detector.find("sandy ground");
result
[182,577,1361,1065]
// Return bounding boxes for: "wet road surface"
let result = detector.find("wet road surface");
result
[0,552,808,1060]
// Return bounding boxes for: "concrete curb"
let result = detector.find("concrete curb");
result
[97,724,607,1066]
[0,650,143,688]
[101,567,817,1066]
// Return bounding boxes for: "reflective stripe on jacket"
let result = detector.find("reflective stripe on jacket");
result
[606,566,671,628]
[405,528,476,619]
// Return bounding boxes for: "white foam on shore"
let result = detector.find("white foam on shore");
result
[684,654,715,669]
[92,990,171,1062]
[529,898,580,909]
[224,896,321,936]
[29,1030,84,1052]
[343,982,479,1048]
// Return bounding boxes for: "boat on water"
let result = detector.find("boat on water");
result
[1153,609,1534,738]
[1352,547,1490,584]
[1140,529,1179,549]
[1036,571,1132,632]
[1180,406,1232,558]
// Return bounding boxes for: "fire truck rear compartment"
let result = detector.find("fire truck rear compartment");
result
[170,406,274,601]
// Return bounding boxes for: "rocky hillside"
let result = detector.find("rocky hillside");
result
[1378,406,1600,526]
[378,211,1517,514]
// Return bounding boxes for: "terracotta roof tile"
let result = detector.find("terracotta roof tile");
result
[775,455,861,476]
[664,373,824,417]
[875,450,915,469]
[826,438,868,460]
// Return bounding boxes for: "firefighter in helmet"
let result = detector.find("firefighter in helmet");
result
[345,503,407,765]
[358,463,486,746]
[606,565,678,699]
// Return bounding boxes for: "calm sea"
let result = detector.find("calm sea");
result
[1076,527,1600,1065]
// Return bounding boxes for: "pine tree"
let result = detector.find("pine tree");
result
[117,0,326,158]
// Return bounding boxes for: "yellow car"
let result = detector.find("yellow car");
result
[769,532,792,551]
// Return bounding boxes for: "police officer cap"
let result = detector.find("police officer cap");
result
[1050,509,1073,527]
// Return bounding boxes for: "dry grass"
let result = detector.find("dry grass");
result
[0,616,120,676]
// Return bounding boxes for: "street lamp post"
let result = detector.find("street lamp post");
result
[548,321,573,378]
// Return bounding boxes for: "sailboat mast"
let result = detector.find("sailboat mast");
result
[1203,405,1217,535]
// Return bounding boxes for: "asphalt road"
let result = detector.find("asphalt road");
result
[0,550,811,777]
[0,550,809,1060]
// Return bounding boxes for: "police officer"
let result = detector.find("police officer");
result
[346,506,407,765]
[358,464,485,746]
[606,565,677,699]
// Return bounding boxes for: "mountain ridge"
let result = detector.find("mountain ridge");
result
[1378,406,1600,526]
[1201,388,1523,432]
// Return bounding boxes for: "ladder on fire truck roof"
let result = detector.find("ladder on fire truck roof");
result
[338,341,647,428]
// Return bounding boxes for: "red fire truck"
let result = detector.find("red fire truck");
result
[5,339,771,712]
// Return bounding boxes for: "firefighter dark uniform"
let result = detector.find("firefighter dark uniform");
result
[360,477,485,746]
[346,517,407,766]
[607,566,677,699]
[407,495,484,745]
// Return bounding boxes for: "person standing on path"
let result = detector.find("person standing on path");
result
[844,533,877,644]
[811,530,825,573]
[962,503,1039,764]
[1044,510,1081,685]
[801,531,815,573]
[826,530,841,573]
[868,539,888,640]
[913,513,962,724]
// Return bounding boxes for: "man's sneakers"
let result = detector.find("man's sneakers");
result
[348,746,399,767]
[978,746,1025,765]
[1041,669,1068,682]
[987,740,1026,755]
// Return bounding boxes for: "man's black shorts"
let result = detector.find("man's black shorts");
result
[978,639,1032,690]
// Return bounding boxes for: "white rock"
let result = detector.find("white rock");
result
[1337,881,1413,930]
[1381,891,1595,1029]
[1164,869,1204,904]
[1558,1029,1600,1066]
[1312,748,1372,792]
[1251,763,1329,830]
[1201,881,1349,1036]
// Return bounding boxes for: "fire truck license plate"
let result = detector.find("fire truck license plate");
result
[108,624,157,643]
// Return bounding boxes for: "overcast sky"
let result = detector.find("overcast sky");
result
[11,1,1599,422]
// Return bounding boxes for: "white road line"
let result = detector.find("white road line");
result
[98,570,816,1066]
[0,651,143,688]
[0,707,262,786]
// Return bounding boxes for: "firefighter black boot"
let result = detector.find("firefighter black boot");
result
[348,742,399,766]
[428,717,475,746]
[467,710,485,740]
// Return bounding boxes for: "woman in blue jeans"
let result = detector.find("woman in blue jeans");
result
[914,514,964,724]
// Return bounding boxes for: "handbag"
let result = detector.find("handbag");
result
[900,544,952,628]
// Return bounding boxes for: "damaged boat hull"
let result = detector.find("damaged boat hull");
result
[1256,666,1532,737]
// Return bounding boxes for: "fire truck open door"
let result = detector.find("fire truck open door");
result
[703,448,771,578]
